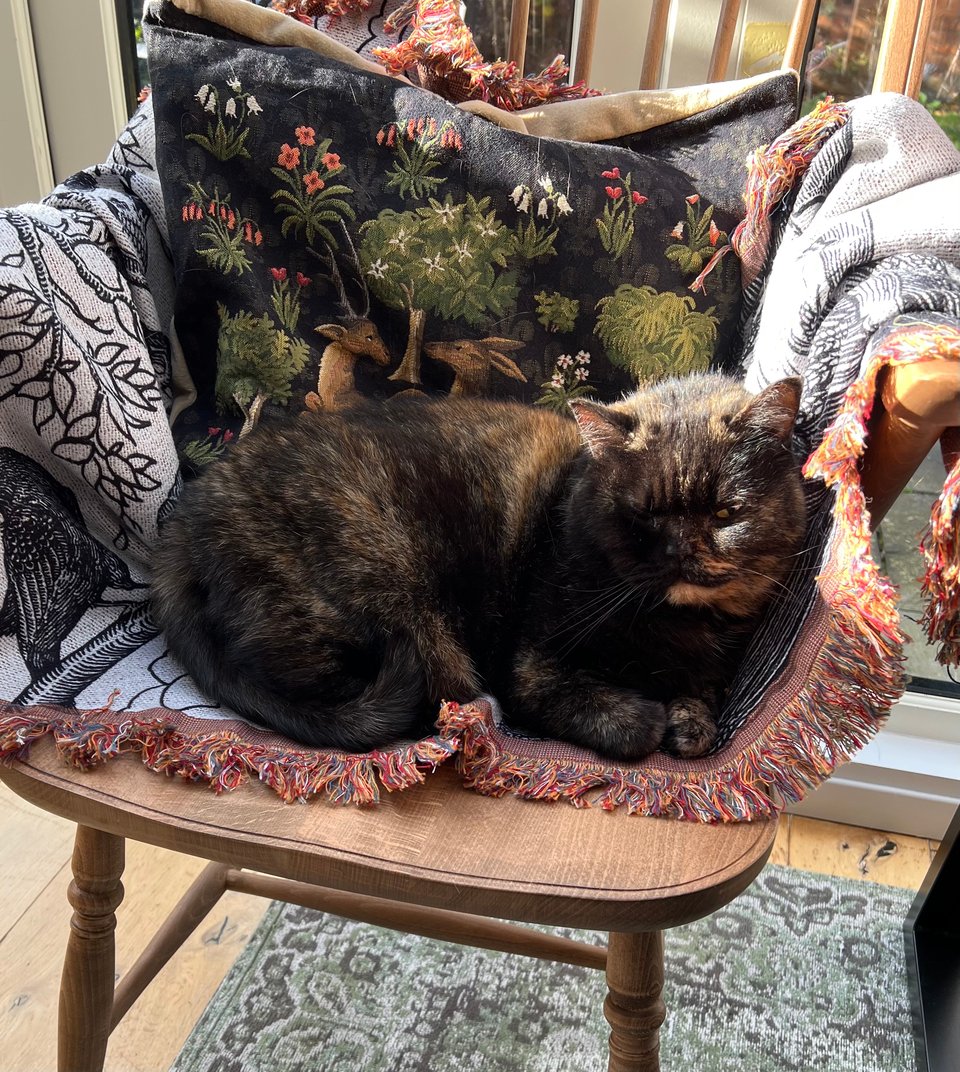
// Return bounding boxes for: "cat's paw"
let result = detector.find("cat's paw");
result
[663,697,717,758]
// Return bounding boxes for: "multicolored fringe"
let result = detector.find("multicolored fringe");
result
[270,0,372,24]
[691,98,849,293]
[371,0,601,111]
[810,319,960,668]
[816,318,959,668]
[0,700,460,805]
[924,425,960,664]
[437,551,904,825]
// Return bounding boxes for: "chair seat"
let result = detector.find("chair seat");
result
[1,739,776,932]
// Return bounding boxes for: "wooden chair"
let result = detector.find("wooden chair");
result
[0,4,954,1071]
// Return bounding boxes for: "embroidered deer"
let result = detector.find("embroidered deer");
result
[305,239,391,411]
[423,337,527,396]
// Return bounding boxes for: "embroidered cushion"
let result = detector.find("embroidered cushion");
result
[144,1,797,469]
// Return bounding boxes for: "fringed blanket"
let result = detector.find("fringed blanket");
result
[1,80,958,818]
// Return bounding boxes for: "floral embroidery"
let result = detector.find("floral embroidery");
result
[377,117,463,200]
[535,349,595,410]
[271,128,354,247]
[596,168,648,261]
[665,196,729,277]
[180,184,263,276]
[510,174,572,261]
[187,81,262,161]
[270,265,312,333]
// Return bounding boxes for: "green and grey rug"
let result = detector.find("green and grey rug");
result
[171,865,915,1072]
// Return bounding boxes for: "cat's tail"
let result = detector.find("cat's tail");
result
[218,635,429,754]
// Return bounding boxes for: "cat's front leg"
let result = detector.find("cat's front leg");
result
[662,694,719,758]
[506,646,667,762]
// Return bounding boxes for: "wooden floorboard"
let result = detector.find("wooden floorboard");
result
[0,782,934,1070]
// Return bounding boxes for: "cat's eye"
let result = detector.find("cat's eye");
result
[714,502,744,520]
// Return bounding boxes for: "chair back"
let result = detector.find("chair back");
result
[502,0,933,95]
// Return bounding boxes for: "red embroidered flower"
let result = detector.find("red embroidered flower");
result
[632,192,647,205]
[321,152,341,171]
[303,170,325,194]
[685,193,700,205]
[223,430,235,442]
[208,427,221,436]
[270,267,287,282]
[296,272,312,287]
[708,220,720,246]
[376,128,385,145]
[254,230,263,246]
[278,144,300,169]
[601,168,621,180]
[605,186,623,200]
[295,125,316,146]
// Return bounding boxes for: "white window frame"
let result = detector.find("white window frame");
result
[3,0,958,837]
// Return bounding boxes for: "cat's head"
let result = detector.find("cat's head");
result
[565,373,806,617]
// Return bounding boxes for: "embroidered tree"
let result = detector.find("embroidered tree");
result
[595,284,718,382]
[357,194,519,384]
[214,304,310,435]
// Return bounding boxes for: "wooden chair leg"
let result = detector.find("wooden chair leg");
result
[59,825,125,1072]
[604,930,666,1072]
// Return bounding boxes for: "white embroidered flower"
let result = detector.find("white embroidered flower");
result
[537,198,548,218]
[557,354,573,369]
[195,84,214,105]
[452,239,473,259]
[387,227,408,247]
[435,204,457,222]
[426,254,444,272]
[510,184,525,205]
[556,193,572,215]
[246,95,262,115]
[224,97,237,118]
[576,350,590,364]
[228,77,242,93]
[366,258,387,280]
[575,367,588,381]
[551,374,563,388]
[540,173,554,194]
[670,221,684,240]
[517,192,530,214]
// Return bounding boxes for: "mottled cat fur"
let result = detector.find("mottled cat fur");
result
[151,373,806,761]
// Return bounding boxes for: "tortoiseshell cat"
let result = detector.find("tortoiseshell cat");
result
[151,373,806,761]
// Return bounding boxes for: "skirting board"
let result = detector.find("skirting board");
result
[787,692,960,840]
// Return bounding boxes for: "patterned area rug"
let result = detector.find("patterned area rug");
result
[171,865,915,1071]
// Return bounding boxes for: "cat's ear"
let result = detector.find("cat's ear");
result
[569,400,632,457]
[734,377,802,441]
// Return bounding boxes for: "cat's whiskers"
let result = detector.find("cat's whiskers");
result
[543,579,636,638]
[553,582,648,659]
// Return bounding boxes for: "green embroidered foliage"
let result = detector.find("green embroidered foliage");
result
[359,194,519,325]
[214,304,310,415]
[595,285,718,381]
[535,290,579,333]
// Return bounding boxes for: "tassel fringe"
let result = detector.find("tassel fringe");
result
[0,704,460,805]
[692,98,850,293]
[371,0,600,110]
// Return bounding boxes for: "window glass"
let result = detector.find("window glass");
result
[463,0,577,73]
